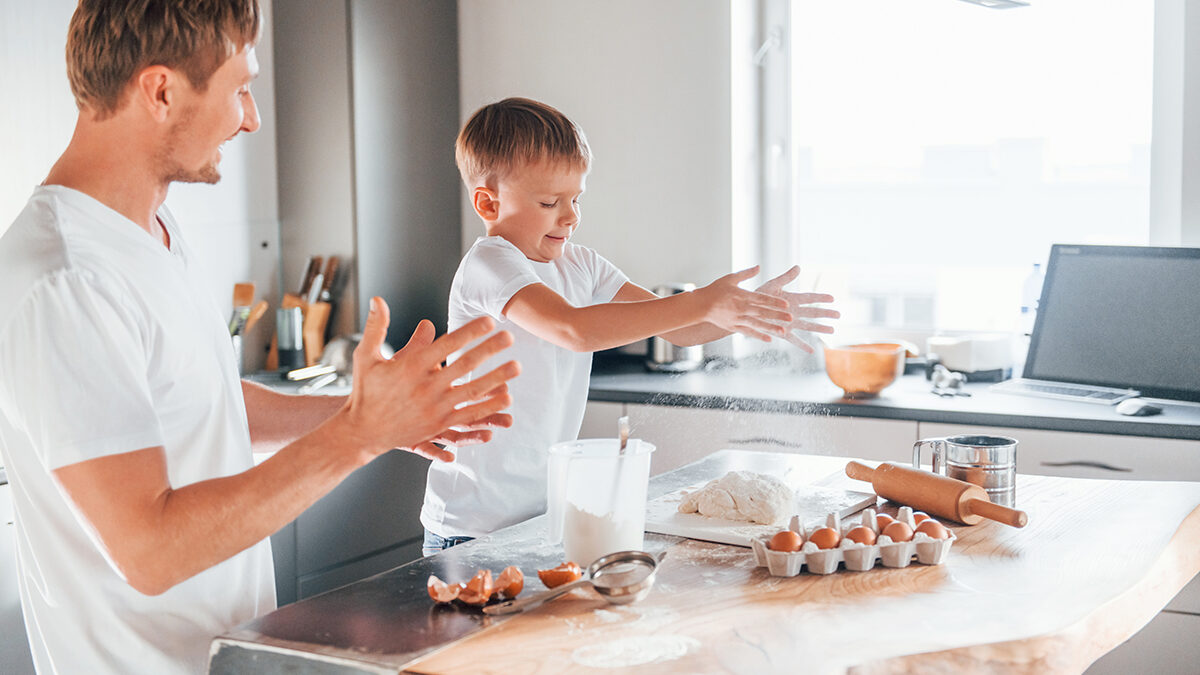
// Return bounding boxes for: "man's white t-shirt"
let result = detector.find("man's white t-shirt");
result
[0,186,275,674]
[421,236,628,538]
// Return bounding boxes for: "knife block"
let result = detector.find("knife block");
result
[266,295,330,371]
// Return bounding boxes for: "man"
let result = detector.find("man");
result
[0,1,519,673]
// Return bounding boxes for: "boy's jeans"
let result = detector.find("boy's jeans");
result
[422,529,475,557]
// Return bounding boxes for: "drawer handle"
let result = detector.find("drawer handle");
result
[729,437,804,449]
[1040,460,1132,473]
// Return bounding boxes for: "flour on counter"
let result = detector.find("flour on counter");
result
[677,471,793,525]
[571,635,699,668]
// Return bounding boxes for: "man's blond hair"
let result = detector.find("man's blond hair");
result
[455,97,591,187]
[66,0,261,118]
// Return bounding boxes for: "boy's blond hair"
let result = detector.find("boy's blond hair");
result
[456,97,591,188]
[66,0,261,119]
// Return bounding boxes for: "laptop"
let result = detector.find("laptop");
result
[992,244,1200,405]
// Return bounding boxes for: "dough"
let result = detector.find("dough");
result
[677,471,794,525]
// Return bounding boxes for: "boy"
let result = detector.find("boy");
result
[420,97,838,553]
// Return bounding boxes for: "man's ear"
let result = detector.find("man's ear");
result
[472,187,500,222]
[132,65,176,122]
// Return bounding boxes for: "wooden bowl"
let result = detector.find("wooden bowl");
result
[824,343,906,398]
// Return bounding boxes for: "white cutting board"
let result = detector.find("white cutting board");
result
[645,480,878,548]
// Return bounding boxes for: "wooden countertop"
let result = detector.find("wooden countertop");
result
[405,452,1200,674]
[209,451,1200,674]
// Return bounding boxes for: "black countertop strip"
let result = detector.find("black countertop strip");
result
[588,361,1200,441]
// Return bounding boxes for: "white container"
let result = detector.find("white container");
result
[547,439,656,568]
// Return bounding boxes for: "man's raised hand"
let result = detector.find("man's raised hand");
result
[341,297,519,462]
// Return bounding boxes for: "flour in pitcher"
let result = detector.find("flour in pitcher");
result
[563,503,641,568]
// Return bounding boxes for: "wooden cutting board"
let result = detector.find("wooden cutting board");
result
[644,479,877,547]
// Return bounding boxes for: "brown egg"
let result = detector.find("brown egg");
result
[915,519,950,540]
[876,514,896,532]
[457,569,494,606]
[912,512,931,525]
[494,565,524,599]
[808,526,841,550]
[845,525,877,546]
[427,575,460,604]
[882,521,914,542]
[768,530,804,552]
[537,561,583,589]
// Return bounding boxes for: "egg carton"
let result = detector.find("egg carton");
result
[750,506,956,576]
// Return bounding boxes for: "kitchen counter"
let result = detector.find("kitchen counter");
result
[208,450,1200,673]
[588,360,1200,441]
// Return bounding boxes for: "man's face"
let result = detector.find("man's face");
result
[160,46,260,184]
[490,161,586,263]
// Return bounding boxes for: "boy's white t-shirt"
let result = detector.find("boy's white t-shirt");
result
[0,186,275,674]
[421,235,629,538]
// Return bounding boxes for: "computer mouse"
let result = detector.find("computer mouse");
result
[1116,398,1163,416]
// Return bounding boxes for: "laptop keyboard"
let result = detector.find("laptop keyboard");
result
[991,379,1139,404]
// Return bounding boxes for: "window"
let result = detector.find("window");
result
[762,0,1153,343]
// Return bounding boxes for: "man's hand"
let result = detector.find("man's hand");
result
[694,266,793,342]
[340,297,519,462]
[754,265,840,353]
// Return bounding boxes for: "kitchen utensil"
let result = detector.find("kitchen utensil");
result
[547,438,656,568]
[297,371,338,395]
[243,300,268,336]
[318,256,339,303]
[823,342,906,397]
[482,550,663,615]
[286,363,337,381]
[845,460,1027,528]
[233,282,255,309]
[914,434,1018,507]
[298,256,322,297]
[617,416,629,454]
[276,307,306,376]
[230,335,244,375]
[645,283,704,372]
[305,272,324,306]
[302,301,331,366]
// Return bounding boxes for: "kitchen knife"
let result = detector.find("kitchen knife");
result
[318,255,339,303]
[298,256,321,297]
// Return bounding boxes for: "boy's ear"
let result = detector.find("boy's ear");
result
[472,187,500,222]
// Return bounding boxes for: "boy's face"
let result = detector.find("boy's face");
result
[488,160,586,263]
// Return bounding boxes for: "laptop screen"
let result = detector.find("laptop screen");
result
[1024,244,1200,402]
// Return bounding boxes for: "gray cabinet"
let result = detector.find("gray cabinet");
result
[1,481,36,674]
[270,449,429,606]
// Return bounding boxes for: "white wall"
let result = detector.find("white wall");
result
[1,0,281,369]
[457,0,736,288]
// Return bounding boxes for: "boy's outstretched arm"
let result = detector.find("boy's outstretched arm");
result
[502,266,795,352]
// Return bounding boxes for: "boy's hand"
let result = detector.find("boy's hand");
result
[696,266,793,342]
[755,265,840,353]
[341,297,520,463]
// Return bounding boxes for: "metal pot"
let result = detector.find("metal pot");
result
[645,283,704,372]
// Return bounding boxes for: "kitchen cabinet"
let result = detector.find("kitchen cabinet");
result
[1,482,36,674]
[584,402,919,476]
[269,449,428,606]
[917,422,1200,482]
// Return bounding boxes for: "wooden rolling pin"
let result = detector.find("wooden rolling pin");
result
[846,461,1028,528]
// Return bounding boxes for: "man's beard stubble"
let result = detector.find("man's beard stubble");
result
[157,108,222,185]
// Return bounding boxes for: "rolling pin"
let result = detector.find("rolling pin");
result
[846,461,1028,528]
